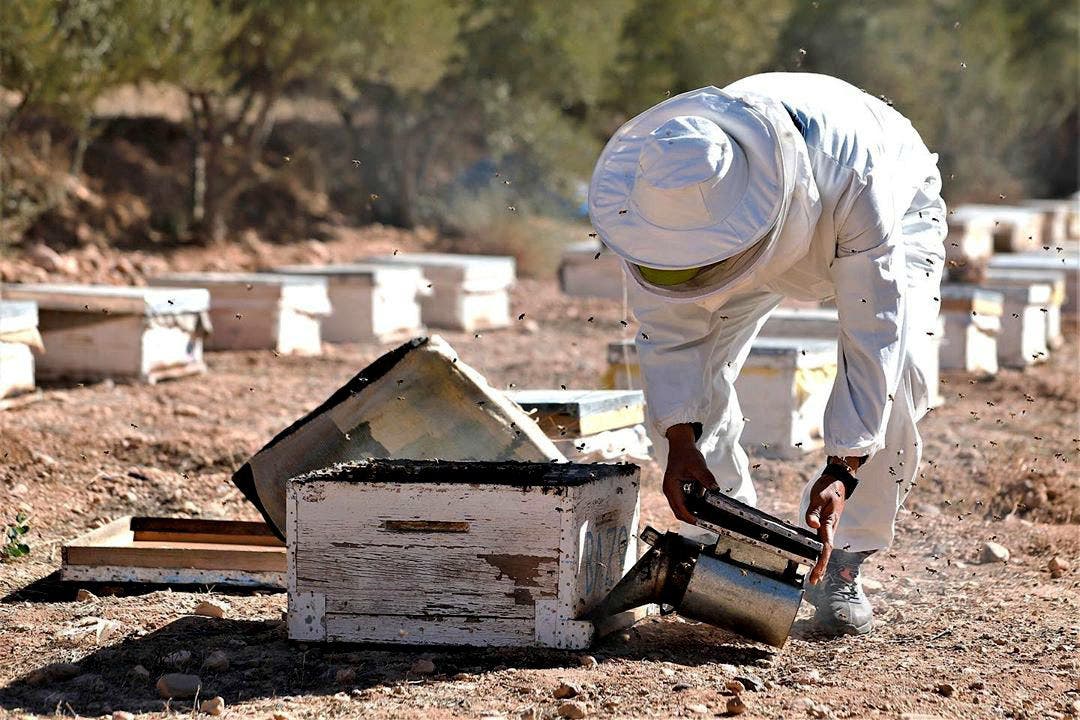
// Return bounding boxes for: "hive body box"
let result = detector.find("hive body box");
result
[0,284,209,383]
[558,241,625,300]
[938,285,1003,375]
[761,308,838,340]
[945,212,995,282]
[982,281,1051,368]
[365,253,514,331]
[270,264,427,344]
[604,337,837,458]
[1022,199,1080,245]
[985,268,1066,348]
[150,272,330,354]
[950,205,1042,253]
[288,460,642,649]
[0,301,39,404]
[507,389,649,462]
[989,251,1079,312]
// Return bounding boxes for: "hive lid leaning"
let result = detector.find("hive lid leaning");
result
[0,283,210,316]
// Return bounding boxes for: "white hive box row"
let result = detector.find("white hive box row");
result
[0,284,209,383]
[365,253,515,332]
[1022,198,1080,245]
[981,279,1052,368]
[269,263,428,344]
[938,285,1003,375]
[507,389,650,462]
[150,272,330,354]
[558,241,625,300]
[945,212,995,282]
[985,268,1066,348]
[287,459,642,649]
[950,204,1043,253]
[0,301,41,406]
[605,336,837,458]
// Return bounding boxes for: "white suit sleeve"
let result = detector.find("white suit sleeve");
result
[824,173,908,458]
[627,281,718,438]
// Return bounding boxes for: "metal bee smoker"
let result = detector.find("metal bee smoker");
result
[589,484,823,647]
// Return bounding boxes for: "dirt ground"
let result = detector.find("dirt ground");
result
[1,247,1078,719]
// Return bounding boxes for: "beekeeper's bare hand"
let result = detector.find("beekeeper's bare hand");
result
[663,423,717,524]
[805,474,847,584]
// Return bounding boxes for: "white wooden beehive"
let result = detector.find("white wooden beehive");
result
[558,241,626,300]
[365,253,514,332]
[0,283,209,383]
[0,300,39,403]
[507,389,650,463]
[950,205,1042,253]
[760,308,839,340]
[944,212,995,282]
[985,267,1066,348]
[150,272,330,354]
[287,459,642,649]
[982,281,1052,368]
[938,285,1003,375]
[1021,199,1076,245]
[989,249,1079,312]
[269,263,428,344]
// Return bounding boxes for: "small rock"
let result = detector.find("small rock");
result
[156,673,202,699]
[335,667,357,685]
[193,599,227,619]
[203,650,230,672]
[1049,556,1070,578]
[163,649,192,668]
[200,696,225,716]
[726,696,747,715]
[660,666,676,678]
[75,589,97,602]
[979,541,1010,564]
[519,708,538,720]
[686,703,710,714]
[557,700,587,719]
[27,662,81,685]
[554,680,581,699]
[793,669,821,686]
[578,655,598,669]
[410,657,435,675]
[808,703,832,719]
[112,712,135,720]
[173,404,204,417]
[934,682,955,698]
[734,674,763,692]
[861,577,884,594]
[724,680,746,694]
[130,664,151,680]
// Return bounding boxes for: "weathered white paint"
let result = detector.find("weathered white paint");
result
[365,253,514,331]
[558,241,626,300]
[150,272,330,353]
[1022,198,1080,245]
[950,205,1043,253]
[270,264,428,344]
[982,281,1052,368]
[0,342,35,400]
[989,249,1079,311]
[287,461,641,648]
[60,564,284,587]
[0,284,208,383]
[944,212,995,281]
[938,285,1003,375]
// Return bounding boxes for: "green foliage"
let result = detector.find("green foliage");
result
[2,512,31,560]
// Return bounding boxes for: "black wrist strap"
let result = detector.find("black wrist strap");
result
[825,462,859,499]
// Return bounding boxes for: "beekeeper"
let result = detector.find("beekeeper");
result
[588,72,945,636]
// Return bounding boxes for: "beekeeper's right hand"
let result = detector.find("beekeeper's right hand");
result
[663,423,718,524]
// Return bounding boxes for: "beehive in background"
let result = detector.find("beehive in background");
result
[508,389,649,462]
[0,284,209,383]
[950,205,1043,253]
[270,263,428,344]
[0,300,41,407]
[985,267,1066,348]
[365,253,514,332]
[989,250,1079,312]
[287,459,642,649]
[938,285,1003,376]
[150,272,330,354]
[558,241,625,300]
[982,280,1052,368]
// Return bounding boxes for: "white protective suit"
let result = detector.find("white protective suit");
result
[631,73,946,553]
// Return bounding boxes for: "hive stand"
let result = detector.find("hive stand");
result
[287,459,643,649]
[989,250,1079,312]
[981,281,1052,368]
[365,253,515,332]
[150,272,330,354]
[938,285,1003,376]
[0,283,209,383]
[269,263,428,344]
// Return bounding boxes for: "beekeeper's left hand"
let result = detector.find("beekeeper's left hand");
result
[804,474,847,585]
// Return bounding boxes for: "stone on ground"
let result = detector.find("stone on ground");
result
[200,696,225,716]
[1048,556,1070,578]
[203,650,229,672]
[557,700,587,719]
[193,599,228,619]
[726,696,747,715]
[112,712,135,720]
[410,658,435,675]
[979,541,1010,564]
[554,680,581,699]
[156,672,202,699]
